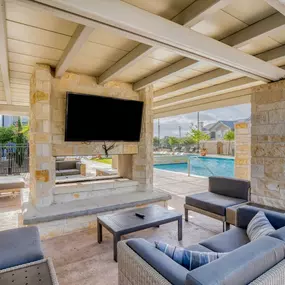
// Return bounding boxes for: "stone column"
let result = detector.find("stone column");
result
[251,81,285,210]
[132,86,153,191]
[234,122,251,180]
[29,64,55,207]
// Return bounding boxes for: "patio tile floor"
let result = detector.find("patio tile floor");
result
[0,169,222,285]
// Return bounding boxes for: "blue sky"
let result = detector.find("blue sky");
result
[153,103,251,138]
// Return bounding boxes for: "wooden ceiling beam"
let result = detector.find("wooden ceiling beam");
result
[0,0,11,104]
[14,0,285,83]
[55,25,94,77]
[154,77,260,108]
[98,0,233,84]
[134,12,285,91]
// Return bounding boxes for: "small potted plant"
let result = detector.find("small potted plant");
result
[200,147,207,156]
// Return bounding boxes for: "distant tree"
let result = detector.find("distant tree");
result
[188,129,210,149]
[0,125,16,144]
[160,137,170,149]
[15,117,26,167]
[224,130,235,155]
[21,124,30,140]
[168,136,180,151]
[180,136,194,146]
[153,136,160,148]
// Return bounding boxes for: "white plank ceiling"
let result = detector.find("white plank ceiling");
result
[1,0,285,117]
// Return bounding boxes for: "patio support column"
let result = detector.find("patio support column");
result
[132,85,154,191]
[234,122,251,180]
[29,64,55,207]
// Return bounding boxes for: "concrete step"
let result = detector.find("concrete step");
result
[22,189,171,225]
[53,178,138,204]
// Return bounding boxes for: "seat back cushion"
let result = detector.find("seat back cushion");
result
[209,176,250,200]
[269,226,285,242]
[247,211,275,241]
[185,236,285,285]
[155,241,227,271]
[200,227,249,252]
[127,238,189,285]
[237,205,285,229]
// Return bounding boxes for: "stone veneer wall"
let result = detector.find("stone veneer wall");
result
[251,80,285,209]
[234,122,251,180]
[29,64,153,207]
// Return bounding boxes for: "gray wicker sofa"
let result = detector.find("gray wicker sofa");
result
[118,205,285,285]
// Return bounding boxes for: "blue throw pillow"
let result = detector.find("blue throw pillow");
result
[155,241,227,270]
[247,211,275,241]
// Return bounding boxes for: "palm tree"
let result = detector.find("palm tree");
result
[224,130,235,155]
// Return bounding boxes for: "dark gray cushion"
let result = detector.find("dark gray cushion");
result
[0,227,44,270]
[269,226,285,242]
[59,169,80,176]
[237,205,285,229]
[200,227,249,252]
[209,176,250,200]
[56,170,62,176]
[186,192,247,216]
[127,239,188,285]
[186,236,285,285]
[186,244,213,252]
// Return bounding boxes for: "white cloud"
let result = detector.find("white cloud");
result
[154,103,251,137]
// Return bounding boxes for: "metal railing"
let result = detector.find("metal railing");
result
[0,144,29,175]
[187,156,215,177]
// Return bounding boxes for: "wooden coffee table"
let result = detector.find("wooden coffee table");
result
[97,205,182,261]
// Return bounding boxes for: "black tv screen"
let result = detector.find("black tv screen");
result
[65,92,144,142]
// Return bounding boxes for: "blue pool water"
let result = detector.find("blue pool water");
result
[154,156,234,178]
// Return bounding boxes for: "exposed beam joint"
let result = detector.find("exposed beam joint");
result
[99,0,231,84]
[56,25,94,77]
[222,12,285,47]
[154,77,260,108]
[98,44,154,84]
[0,0,11,104]
[133,58,196,90]
[172,0,233,27]
[134,12,285,91]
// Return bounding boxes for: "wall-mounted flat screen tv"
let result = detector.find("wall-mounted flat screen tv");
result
[65,92,144,142]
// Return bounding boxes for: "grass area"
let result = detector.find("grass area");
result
[92,158,112,164]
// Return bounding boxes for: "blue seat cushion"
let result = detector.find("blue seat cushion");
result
[200,227,249,252]
[186,236,285,285]
[0,226,44,270]
[127,238,188,285]
[186,244,213,252]
[186,192,247,216]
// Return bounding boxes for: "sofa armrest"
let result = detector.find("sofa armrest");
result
[119,239,188,285]
[186,236,285,285]
[237,205,285,229]
[209,176,250,200]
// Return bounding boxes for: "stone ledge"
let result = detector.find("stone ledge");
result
[22,189,171,225]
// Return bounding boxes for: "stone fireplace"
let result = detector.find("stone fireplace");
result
[22,64,170,237]
[29,64,153,208]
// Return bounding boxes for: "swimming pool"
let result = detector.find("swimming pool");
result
[154,156,234,178]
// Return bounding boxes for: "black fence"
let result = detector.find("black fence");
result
[0,144,29,175]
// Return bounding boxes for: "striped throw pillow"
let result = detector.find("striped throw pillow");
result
[155,241,227,271]
[247,211,275,241]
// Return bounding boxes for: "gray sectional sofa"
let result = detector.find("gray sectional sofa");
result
[118,205,285,285]
[56,160,81,176]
